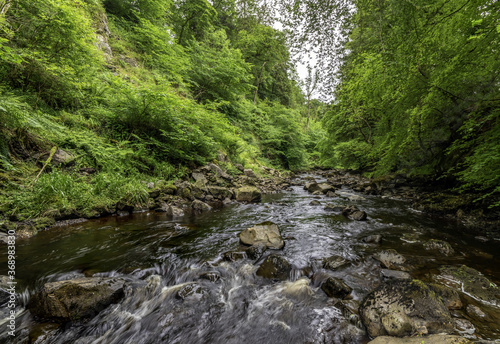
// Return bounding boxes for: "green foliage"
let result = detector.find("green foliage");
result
[186,29,252,102]
[314,0,500,205]
[0,0,323,220]
[172,0,217,45]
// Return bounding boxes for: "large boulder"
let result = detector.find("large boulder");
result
[236,186,262,202]
[28,277,126,322]
[256,254,292,280]
[436,265,500,306]
[359,280,454,338]
[239,221,284,249]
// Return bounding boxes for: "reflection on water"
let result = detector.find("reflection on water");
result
[2,175,500,343]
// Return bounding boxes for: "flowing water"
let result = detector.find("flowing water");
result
[2,174,500,343]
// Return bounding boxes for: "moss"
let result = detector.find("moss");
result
[33,217,56,231]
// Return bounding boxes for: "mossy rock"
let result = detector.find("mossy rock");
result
[28,277,126,322]
[360,279,454,338]
[236,186,261,202]
[160,184,177,195]
[437,265,500,306]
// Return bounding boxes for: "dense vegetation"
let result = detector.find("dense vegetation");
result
[0,0,325,220]
[282,0,500,208]
[1,0,498,222]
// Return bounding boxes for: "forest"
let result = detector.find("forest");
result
[0,0,498,220]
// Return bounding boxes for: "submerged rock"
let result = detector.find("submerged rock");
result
[424,239,455,256]
[309,200,321,206]
[256,254,291,280]
[282,278,314,299]
[235,186,262,202]
[239,221,284,249]
[28,277,126,322]
[359,280,454,338]
[373,249,408,271]
[362,235,382,244]
[321,277,352,299]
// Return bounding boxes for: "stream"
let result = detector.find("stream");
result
[1,174,500,343]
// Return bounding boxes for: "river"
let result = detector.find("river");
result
[2,174,500,343]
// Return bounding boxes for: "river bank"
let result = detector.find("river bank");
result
[1,165,499,244]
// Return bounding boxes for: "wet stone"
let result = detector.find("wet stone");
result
[28,277,126,322]
[466,304,488,320]
[350,210,367,221]
[239,221,284,249]
[321,277,352,299]
[309,200,321,206]
[324,203,344,212]
[342,205,360,217]
[373,249,407,271]
[223,251,247,262]
[245,243,267,260]
[362,235,382,244]
[380,269,411,280]
[176,283,204,300]
[199,272,221,283]
[437,265,500,306]
[256,254,292,280]
[453,318,475,335]
[423,239,455,256]
[359,280,454,338]
[322,255,349,271]
[401,233,420,243]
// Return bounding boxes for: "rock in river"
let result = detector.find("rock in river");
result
[256,254,291,280]
[322,255,349,270]
[321,277,352,299]
[373,249,408,271]
[239,221,284,249]
[28,277,126,322]
[236,186,262,202]
[359,279,454,338]
[436,265,500,306]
